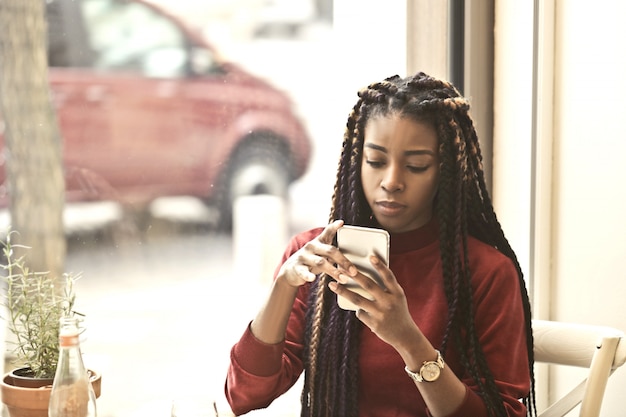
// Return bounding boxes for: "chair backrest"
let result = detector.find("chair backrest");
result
[533,319,626,417]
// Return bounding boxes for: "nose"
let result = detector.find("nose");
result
[381,165,404,192]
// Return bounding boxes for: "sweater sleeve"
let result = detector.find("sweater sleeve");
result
[425,386,487,417]
[224,229,321,415]
[225,322,304,415]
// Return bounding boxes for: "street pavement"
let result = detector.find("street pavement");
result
[62,209,305,417]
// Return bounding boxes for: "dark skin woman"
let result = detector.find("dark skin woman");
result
[226,72,536,417]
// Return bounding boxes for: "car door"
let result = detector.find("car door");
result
[74,0,200,204]
[47,0,118,202]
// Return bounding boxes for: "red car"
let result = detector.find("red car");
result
[0,0,311,228]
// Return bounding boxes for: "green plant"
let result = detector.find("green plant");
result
[1,231,80,379]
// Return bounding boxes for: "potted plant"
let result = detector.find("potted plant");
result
[0,232,101,417]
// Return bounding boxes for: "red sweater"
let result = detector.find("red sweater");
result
[226,219,530,416]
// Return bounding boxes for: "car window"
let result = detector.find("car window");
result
[81,0,187,78]
[47,0,223,78]
[47,0,94,68]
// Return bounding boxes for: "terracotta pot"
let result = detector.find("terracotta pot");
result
[3,368,55,389]
[0,368,102,417]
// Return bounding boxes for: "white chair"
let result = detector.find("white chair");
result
[533,319,626,417]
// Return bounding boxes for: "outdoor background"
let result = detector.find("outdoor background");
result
[3,1,626,416]
[2,1,406,416]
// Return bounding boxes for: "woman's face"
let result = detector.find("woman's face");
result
[361,115,440,233]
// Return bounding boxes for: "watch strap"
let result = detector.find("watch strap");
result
[404,350,444,383]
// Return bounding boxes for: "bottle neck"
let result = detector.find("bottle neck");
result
[58,316,82,348]
[59,333,80,348]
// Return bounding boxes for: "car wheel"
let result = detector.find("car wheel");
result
[218,136,292,230]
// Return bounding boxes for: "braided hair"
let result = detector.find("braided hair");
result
[300,72,536,417]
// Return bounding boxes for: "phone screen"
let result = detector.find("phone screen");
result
[336,225,390,311]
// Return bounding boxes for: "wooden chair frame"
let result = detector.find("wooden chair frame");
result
[533,319,626,417]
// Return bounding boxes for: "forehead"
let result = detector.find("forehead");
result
[364,115,439,151]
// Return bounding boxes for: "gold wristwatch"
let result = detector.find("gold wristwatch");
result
[404,350,445,383]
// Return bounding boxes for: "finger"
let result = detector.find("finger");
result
[304,233,357,279]
[344,270,386,298]
[328,281,374,310]
[317,219,344,244]
[309,253,330,274]
[368,255,397,290]
[316,220,361,276]
[355,308,370,322]
[298,249,338,278]
[295,263,316,282]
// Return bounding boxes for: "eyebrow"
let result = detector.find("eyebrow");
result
[364,143,436,156]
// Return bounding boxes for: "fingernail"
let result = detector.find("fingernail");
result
[349,265,357,276]
[338,273,350,283]
[328,282,338,291]
[370,255,379,264]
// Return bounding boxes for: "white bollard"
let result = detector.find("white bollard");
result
[233,195,288,287]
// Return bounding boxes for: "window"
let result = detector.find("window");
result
[82,0,187,77]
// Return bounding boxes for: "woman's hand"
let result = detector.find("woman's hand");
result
[276,219,358,287]
[252,220,357,344]
[329,255,419,349]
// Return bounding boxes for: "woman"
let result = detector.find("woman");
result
[225,72,536,417]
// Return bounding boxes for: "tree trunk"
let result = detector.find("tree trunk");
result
[0,0,66,279]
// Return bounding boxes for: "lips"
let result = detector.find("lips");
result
[375,200,406,216]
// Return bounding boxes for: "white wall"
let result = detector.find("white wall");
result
[492,1,534,289]
[551,2,626,415]
[494,1,626,415]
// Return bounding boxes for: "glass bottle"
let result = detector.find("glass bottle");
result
[48,316,97,417]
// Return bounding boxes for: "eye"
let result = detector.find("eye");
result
[407,165,429,173]
[365,159,385,168]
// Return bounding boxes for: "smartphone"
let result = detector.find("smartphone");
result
[336,225,390,311]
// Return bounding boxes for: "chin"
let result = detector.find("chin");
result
[378,217,426,234]
[375,219,406,234]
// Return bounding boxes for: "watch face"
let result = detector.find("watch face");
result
[422,362,441,382]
